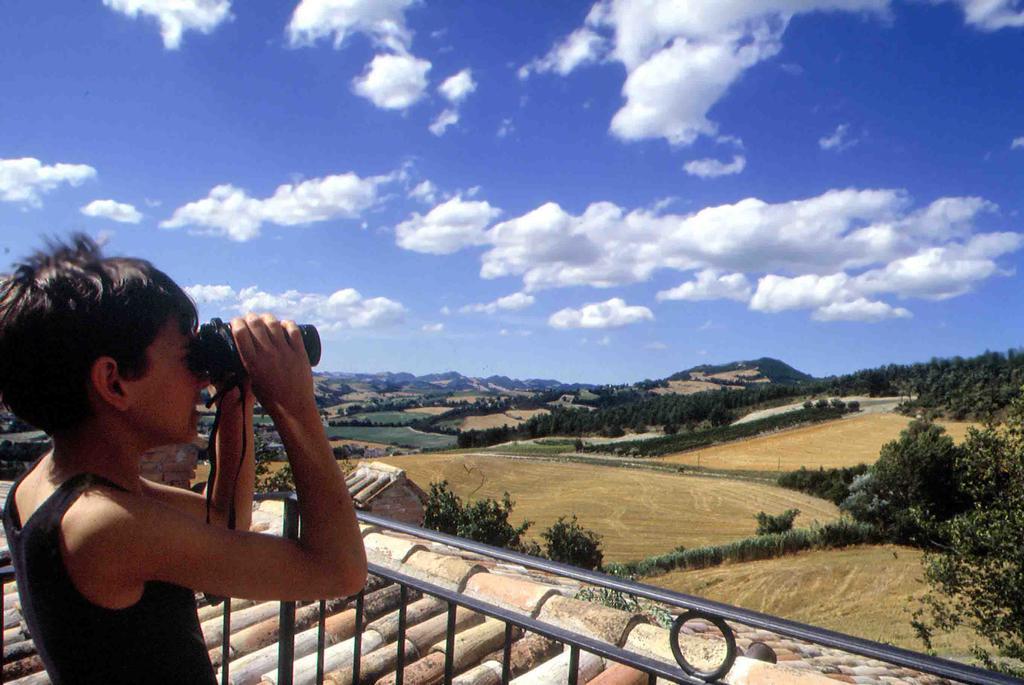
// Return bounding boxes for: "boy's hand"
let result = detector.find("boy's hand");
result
[230,314,316,418]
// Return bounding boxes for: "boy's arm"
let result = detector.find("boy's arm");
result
[63,314,367,603]
[140,386,256,531]
[205,385,256,530]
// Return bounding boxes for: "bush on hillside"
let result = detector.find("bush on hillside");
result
[755,509,800,535]
[841,420,967,546]
[605,519,880,579]
[542,515,604,570]
[913,391,1024,675]
[777,464,869,505]
[423,480,534,552]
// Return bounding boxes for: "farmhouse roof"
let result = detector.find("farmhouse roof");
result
[0,481,968,685]
[345,462,428,509]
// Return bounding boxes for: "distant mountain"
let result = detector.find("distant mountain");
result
[667,357,814,386]
[313,370,588,398]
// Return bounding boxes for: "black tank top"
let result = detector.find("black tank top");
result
[2,466,217,684]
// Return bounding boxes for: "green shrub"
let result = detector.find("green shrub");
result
[423,480,534,552]
[841,420,967,546]
[542,515,603,570]
[755,509,800,535]
[606,519,880,578]
[777,464,869,505]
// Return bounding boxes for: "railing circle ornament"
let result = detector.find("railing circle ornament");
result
[669,610,738,682]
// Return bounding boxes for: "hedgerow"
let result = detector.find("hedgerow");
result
[605,519,881,578]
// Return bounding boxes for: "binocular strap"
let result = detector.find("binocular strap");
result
[202,384,248,605]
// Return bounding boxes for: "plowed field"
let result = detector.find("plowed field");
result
[659,414,977,471]
[379,453,839,563]
[651,545,979,656]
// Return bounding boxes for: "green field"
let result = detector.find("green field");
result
[324,425,456,449]
[346,411,432,425]
[200,414,276,428]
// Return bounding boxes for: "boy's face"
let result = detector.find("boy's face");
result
[126,318,207,447]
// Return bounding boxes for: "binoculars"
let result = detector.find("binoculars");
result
[187,317,321,387]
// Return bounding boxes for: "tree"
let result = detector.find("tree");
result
[541,515,603,570]
[754,509,800,535]
[913,392,1024,675]
[423,480,534,552]
[841,420,967,546]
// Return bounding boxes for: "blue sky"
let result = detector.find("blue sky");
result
[2,1,1023,383]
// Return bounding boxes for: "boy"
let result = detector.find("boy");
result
[0,235,367,683]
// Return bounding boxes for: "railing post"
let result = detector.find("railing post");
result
[1,578,5,685]
[353,590,365,685]
[568,645,579,685]
[277,495,300,685]
[221,600,233,684]
[443,602,457,685]
[501,622,513,685]
[317,599,327,685]
[396,585,409,685]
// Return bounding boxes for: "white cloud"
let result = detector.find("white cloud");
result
[479,189,912,291]
[103,0,231,49]
[422,322,444,333]
[657,269,752,302]
[0,157,96,206]
[161,171,388,241]
[497,118,515,138]
[184,284,236,303]
[519,27,607,78]
[596,335,611,346]
[352,53,431,110]
[750,273,853,313]
[442,187,1021,322]
[1012,136,1024,149]
[937,0,1024,30]
[286,0,416,51]
[549,298,654,329]
[234,286,405,330]
[683,155,747,178]
[812,298,911,322]
[80,199,142,224]
[395,197,501,254]
[460,292,535,314]
[439,69,476,103]
[819,123,858,151]
[645,341,668,350]
[530,0,888,146]
[408,180,438,204]
[440,305,452,315]
[610,28,784,145]
[429,109,459,136]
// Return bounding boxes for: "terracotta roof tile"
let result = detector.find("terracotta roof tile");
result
[463,572,561,618]
[536,595,646,646]
[0,480,989,685]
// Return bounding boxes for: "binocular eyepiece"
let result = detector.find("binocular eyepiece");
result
[187,317,321,387]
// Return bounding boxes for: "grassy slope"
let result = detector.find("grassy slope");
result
[378,453,838,563]
[325,425,456,449]
[650,545,980,657]
[658,414,977,471]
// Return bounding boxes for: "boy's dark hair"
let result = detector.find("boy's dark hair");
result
[0,234,198,434]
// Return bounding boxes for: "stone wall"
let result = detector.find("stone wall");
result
[140,439,203,489]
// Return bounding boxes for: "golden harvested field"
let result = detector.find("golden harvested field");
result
[652,380,725,395]
[458,413,527,430]
[507,408,550,420]
[403,406,452,416]
[659,414,978,471]
[379,453,839,563]
[329,438,391,450]
[459,408,552,430]
[652,545,979,656]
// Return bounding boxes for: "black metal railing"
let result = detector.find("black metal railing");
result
[1,492,1019,685]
